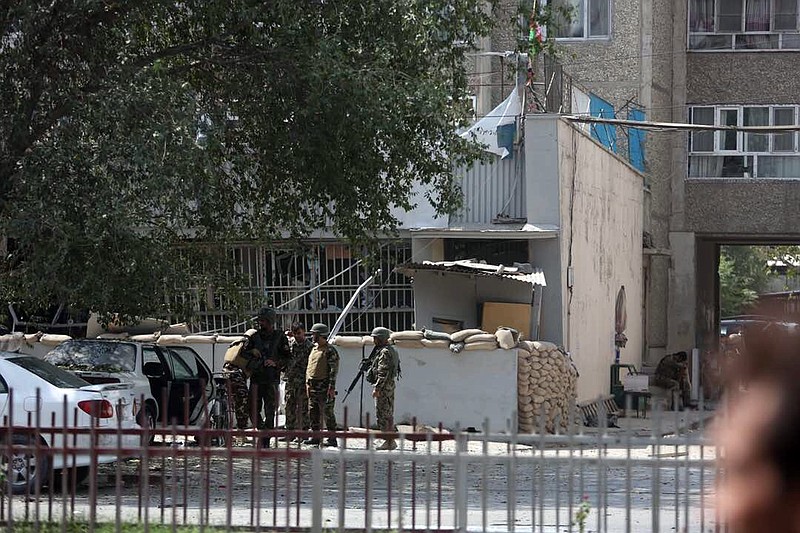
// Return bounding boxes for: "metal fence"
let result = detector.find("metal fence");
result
[0,399,719,532]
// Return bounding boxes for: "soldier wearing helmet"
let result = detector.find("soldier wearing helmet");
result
[248,307,291,447]
[304,323,340,447]
[366,326,401,451]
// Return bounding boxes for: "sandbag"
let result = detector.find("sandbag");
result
[184,335,216,344]
[464,333,497,344]
[390,330,423,341]
[362,336,375,346]
[463,341,498,351]
[24,333,40,344]
[216,335,246,344]
[96,333,130,340]
[532,341,558,352]
[422,329,452,342]
[39,333,72,346]
[496,327,520,349]
[157,335,186,346]
[450,329,485,343]
[332,336,364,348]
[420,339,451,349]
[394,339,425,349]
[130,333,159,342]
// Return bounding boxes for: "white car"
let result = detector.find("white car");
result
[0,352,141,494]
[44,340,216,435]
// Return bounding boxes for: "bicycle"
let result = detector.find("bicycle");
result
[208,373,233,446]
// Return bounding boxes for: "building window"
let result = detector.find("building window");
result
[551,0,611,39]
[689,0,800,50]
[688,105,800,178]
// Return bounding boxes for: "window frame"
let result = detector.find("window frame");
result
[688,0,800,51]
[688,104,800,178]
[549,0,612,41]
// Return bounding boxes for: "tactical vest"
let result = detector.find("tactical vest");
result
[306,344,331,381]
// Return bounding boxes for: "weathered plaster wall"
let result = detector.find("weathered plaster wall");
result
[556,120,644,401]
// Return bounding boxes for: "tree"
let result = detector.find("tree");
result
[718,245,800,317]
[1,1,492,322]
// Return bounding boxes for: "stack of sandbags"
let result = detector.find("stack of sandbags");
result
[390,330,425,349]
[331,335,364,349]
[463,332,498,351]
[516,341,578,433]
[421,329,451,349]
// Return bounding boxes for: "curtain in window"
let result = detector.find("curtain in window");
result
[746,0,771,30]
[553,0,585,38]
[689,155,724,177]
[759,156,800,177]
[689,0,715,31]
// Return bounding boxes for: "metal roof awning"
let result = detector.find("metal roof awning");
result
[396,260,546,287]
[408,223,559,240]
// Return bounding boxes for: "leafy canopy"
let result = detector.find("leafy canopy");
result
[0,0,491,321]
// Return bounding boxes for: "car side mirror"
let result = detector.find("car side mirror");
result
[143,362,165,378]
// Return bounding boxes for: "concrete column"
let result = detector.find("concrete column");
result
[668,232,697,355]
[695,239,719,352]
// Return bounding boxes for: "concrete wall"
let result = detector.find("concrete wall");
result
[687,53,800,104]
[332,346,519,430]
[22,340,518,430]
[525,116,644,400]
[686,180,800,236]
[410,271,536,333]
[555,120,644,401]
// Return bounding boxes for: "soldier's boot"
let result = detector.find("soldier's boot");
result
[324,437,338,448]
[277,434,293,442]
[303,437,321,445]
[260,436,272,448]
[376,439,397,451]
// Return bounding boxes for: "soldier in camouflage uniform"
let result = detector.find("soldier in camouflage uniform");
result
[249,307,291,447]
[280,322,312,442]
[222,320,266,431]
[366,327,401,450]
[303,323,339,447]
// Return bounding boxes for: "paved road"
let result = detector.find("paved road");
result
[6,432,718,533]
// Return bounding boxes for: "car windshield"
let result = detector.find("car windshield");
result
[9,357,90,389]
[44,341,136,373]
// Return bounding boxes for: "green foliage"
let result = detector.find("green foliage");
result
[718,245,800,317]
[518,0,573,58]
[0,0,492,321]
[573,496,591,533]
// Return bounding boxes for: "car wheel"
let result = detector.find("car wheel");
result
[139,405,157,446]
[1,433,52,495]
[53,465,90,492]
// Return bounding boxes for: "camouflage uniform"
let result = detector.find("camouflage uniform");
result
[366,344,400,433]
[306,343,339,433]
[284,336,312,431]
[222,362,251,429]
[249,329,291,429]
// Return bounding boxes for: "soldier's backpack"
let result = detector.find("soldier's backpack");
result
[224,329,260,371]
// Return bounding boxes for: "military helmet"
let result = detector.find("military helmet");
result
[310,323,330,335]
[371,327,392,340]
[257,307,277,322]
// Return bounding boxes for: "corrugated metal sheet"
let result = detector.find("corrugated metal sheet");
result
[451,153,526,225]
[396,260,546,287]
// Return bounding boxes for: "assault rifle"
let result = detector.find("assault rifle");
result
[342,345,379,402]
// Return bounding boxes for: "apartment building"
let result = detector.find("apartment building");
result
[478,0,800,364]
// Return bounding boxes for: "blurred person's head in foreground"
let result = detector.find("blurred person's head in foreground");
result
[716,322,800,532]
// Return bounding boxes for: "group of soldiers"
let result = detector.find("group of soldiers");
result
[221,307,400,450]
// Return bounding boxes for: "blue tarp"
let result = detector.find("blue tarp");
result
[589,94,617,153]
[628,108,646,172]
